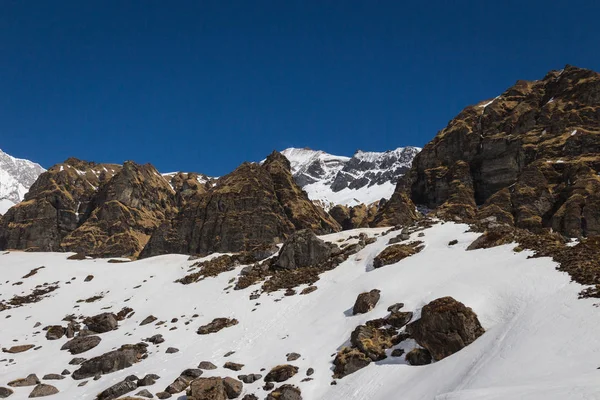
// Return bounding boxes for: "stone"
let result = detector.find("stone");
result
[286,352,301,361]
[60,370,70,376]
[275,229,333,270]
[197,318,238,335]
[265,384,302,400]
[405,348,432,366]
[352,289,381,315]
[373,243,422,268]
[41,374,64,380]
[165,347,179,354]
[386,311,413,329]
[156,392,172,399]
[8,374,40,387]
[333,346,373,378]
[223,362,244,371]
[72,343,148,380]
[28,384,59,398]
[60,335,101,354]
[391,349,405,357]
[241,395,257,400]
[222,377,243,399]
[144,334,164,344]
[264,365,299,383]
[3,345,34,354]
[140,315,157,326]
[406,297,485,361]
[45,325,65,340]
[237,374,261,384]
[0,387,13,398]
[83,313,118,333]
[69,357,86,365]
[137,374,160,387]
[136,389,154,398]
[96,379,138,400]
[198,361,217,370]
[187,377,228,400]
[387,303,404,313]
[350,325,393,361]
[306,368,314,376]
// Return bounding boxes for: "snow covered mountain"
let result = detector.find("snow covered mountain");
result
[1,222,598,400]
[281,147,420,209]
[0,149,45,214]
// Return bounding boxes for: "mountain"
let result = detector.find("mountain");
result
[280,147,421,209]
[0,149,45,214]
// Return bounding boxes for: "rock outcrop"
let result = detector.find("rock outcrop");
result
[352,289,381,315]
[406,297,485,361]
[274,229,333,269]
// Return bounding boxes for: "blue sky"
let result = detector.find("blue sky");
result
[1,1,599,176]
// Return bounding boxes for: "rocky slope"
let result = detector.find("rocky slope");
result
[379,65,600,236]
[0,149,45,214]
[280,147,420,209]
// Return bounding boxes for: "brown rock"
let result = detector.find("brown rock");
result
[45,325,65,340]
[28,384,59,398]
[187,377,228,400]
[60,335,101,354]
[222,377,243,399]
[333,347,371,378]
[72,343,148,380]
[264,365,298,383]
[197,318,238,335]
[83,312,118,333]
[405,348,432,365]
[406,297,485,361]
[223,362,244,371]
[96,379,138,400]
[0,387,13,398]
[352,289,381,315]
[373,243,422,268]
[8,374,40,387]
[3,345,35,354]
[275,229,333,269]
[265,385,302,400]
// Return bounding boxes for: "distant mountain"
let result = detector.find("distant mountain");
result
[0,149,45,214]
[281,147,421,209]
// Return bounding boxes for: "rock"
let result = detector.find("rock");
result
[264,365,299,383]
[84,275,94,282]
[387,303,404,312]
[265,384,302,400]
[60,370,70,376]
[286,352,301,361]
[83,313,118,333]
[0,387,13,398]
[165,376,193,394]
[263,382,274,391]
[406,297,485,361]
[77,381,88,387]
[333,347,371,378]
[140,315,157,326]
[223,362,244,371]
[8,374,40,387]
[144,334,164,344]
[72,343,148,380]
[60,335,101,354]
[391,349,405,357]
[370,191,420,228]
[45,325,65,340]
[187,377,228,400]
[96,379,138,400]
[137,374,160,387]
[329,204,378,230]
[41,374,64,380]
[136,389,154,398]
[181,369,203,379]
[306,368,314,376]
[350,325,393,361]
[28,384,59,398]
[405,348,432,366]
[197,318,238,335]
[241,395,257,400]
[165,347,179,354]
[3,344,34,353]
[237,374,261,384]
[275,229,333,269]
[222,377,243,399]
[156,392,172,399]
[198,361,217,370]
[373,243,422,268]
[387,311,413,329]
[69,357,86,365]
[352,289,381,315]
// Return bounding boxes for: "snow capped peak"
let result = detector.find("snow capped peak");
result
[280,146,420,209]
[0,149,45,214]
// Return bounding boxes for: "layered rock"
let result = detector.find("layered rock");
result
[329,203,379,230]
[141,152,340,257]
[379,65,600,237]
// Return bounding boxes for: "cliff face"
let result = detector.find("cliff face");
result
[380,65,600,237]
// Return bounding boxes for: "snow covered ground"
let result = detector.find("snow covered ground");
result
[0,199,15,215]
[1,222,599,399]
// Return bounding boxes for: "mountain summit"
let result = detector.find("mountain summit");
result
[0,149,45,214]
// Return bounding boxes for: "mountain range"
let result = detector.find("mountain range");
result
[0,149,45,214]
[1,65,599,400]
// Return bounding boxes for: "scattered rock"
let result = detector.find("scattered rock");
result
[69,357,86,365]
[405,348,432,366]
[262,382,274,391]
[137,374,160,387]
[286,352,301,361]
[8,374,40,387]
[391,349,405,357]
[45,325,65,340]
[0,387,13,398]
[60,370,70,376]
[352,289,381,314]
[197,318,238,335]
[187,377,227,400]
[84,275,94,282]
[448,239,458,246]
[28,384,58,398]
[223,362,244,371]
[41,374,64,380]
[333,348,371,378]
[387,303,404,313]
[156,392,172,399]
[223,377,243,399]
[406,296,485,361]
[306,368,314,376]
[198,361,217,370]
[140,315,157,326]
[275,229,334,269]
[144,334,164,345]
[237,374,261,384]
[373,243,422,268]
[265,384,302,400]
[83,313,118,333]
[72,343,148,380]
[136,389,154,398]
[241,395,257,400]
[3,344,35,354]
[165,347,179,354]
[97,379,138,400]
[264,365,299,383]
[387,311,413,329]
[60,335,101,354]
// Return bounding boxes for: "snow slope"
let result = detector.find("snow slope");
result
[280,147,420,209]
[1,223,598,400]
[0,149,45,214]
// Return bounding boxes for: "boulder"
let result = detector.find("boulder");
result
[41,374,64,380]
[60,335,101,354]
[197,318,238,335]
[405,348,432,366]
[3,345,34,354]
[264,365,298,383]
[72,343,148,380]
[45,325,65,340]
[350,325,392,361]
[222,377,243,399]
[373,243,421,268]
[265,384,302,400]
[198,361,217,370]
[83,313,118,333]
[187,377,228,400]
[96,379,138,400]
[0,387,13,398]
[275,229,333,269]
[333,348,371,378]
[8,374,40,387]
[352,289,381,315]
[28,384,59,398]
[406,297,485,361]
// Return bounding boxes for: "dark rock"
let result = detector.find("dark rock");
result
[275,229,333,270]
[60,335,101,354]
[406,297,485,361]
[197,318,238,335]
[387,311,413,329]
[181,369,203,379]
[391,349,405,357]
[84,275,94,282]
[241,395,258,400]
[373,243,422,268]
[83,313,118,333]
[265,384,302,400]
[45,325,65,340]
[262,382,275,391]
[156,392,172,399]
[72,343,148,380]
[28,384,59,398]
[286,352,301,361]
[223,377,243,399]
[237,374,261,384]
[387,303,404,313]
[136,389,154,398]
[223,362,244,371]
[60,370,70,376]
[333,347,371,378]
[2,345,34,354]
[352,289,380,315]
[165,347,179,354]
[8,374,40,387]
[96,379,138,400]
[198,361,217,370]
[0,387,13,398]
[144,334,164,344]
[187,377,227,400]
[306,368,314,376]
[350,325,392,361]
[140,315,157,326]
[69,357,86,365]
[405,348,432,365]
[137,374,160,387]
[264,365,298,383]
[41,374,64,380]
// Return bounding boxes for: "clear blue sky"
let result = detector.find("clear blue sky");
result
[1,1,599,176]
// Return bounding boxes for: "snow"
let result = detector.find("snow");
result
[302,180,395,209]
[0,148,45,210]
[571,130,578,136]
[0,198,15,214]
[1,222,598,399]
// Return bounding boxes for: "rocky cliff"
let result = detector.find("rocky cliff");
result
[380,65,600,237]
[0,149,45,214]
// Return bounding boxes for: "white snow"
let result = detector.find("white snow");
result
[0,149,45,211]
[0,198,15,214]
[1,222,598,399]
[571,130,578,136]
